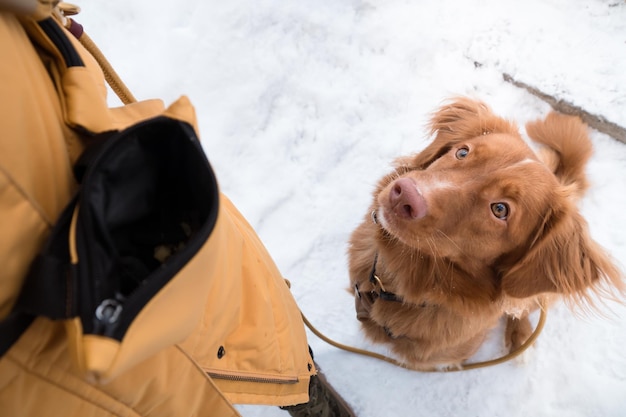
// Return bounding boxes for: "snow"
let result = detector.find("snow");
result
[78,1,626,416]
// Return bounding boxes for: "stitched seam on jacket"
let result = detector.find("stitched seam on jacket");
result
[0,163,53,227]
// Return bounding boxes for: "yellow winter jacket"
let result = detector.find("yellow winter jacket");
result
[0,4,313,416]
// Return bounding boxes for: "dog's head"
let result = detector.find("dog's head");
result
[372,97,622,303]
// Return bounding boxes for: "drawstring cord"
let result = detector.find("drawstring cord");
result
[56,3,137,105]
[74,27,137,105]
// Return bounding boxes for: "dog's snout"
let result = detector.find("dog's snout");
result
[389,178,427,219]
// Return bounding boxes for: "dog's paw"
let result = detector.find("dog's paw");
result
[505,315,533,352]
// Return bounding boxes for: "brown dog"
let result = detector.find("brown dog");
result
[348,97,623,370]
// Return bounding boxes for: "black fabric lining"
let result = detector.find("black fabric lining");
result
[38,18,84,68]
[0,313,35,357]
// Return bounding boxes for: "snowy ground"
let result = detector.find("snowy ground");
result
[79,1,626,416]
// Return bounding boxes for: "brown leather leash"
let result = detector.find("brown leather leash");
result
[298,284,547,372]
[301,305,547,372]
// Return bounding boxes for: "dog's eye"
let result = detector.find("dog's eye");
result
[455,147,469,159]
[491,202,509,219]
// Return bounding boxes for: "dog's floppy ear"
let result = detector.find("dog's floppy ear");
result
[526,112,592,199]
[501,194,623,303]
[414,97,519,169]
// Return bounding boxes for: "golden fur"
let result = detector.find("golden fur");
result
[348,97,623,370]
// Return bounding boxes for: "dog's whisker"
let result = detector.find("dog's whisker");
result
[434,229,467,257]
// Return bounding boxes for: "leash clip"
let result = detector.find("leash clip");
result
[371,273,387,292]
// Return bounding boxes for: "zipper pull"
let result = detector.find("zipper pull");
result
[94,298,123,336]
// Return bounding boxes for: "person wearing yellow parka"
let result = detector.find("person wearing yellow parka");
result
[0,1,354,416]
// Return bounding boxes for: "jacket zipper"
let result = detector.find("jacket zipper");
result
[207,371,299,385]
